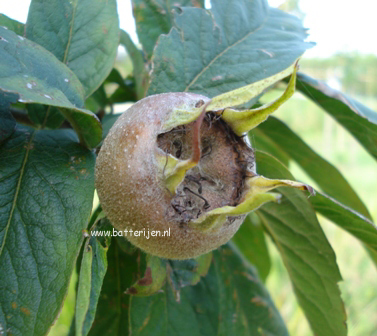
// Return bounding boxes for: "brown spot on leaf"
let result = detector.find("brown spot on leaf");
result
[251,296,267,307]
[138,315,150,333]
[241,272,256,282]
[211,75,223,81]
[20,307,31,316]
[11,302,17,309]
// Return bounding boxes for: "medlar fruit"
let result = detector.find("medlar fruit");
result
[95,65,313,259]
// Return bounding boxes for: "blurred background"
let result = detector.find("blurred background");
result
[1,0,376,335]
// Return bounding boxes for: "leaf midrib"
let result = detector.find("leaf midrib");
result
[63,0,78,64]
[183,13,268,92]
[0,130,36,257]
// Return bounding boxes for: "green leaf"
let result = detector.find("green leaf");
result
[85,86,108,112]
[60,107,101,149]
[105,68,127,88]
[26,0,120,97]
[108,85,136,104]
[0,125,95,336]
[294,73,377,161]
[132,0,204,58]
[0,27,84,106]
[232,213,271,282]
[0,92,18,144]
[255,116,371,218]
[310,192,377,255]
[88,238,142,335]
[148,0,313,96]
[27,104,65,129]
[75,219,111,336]
[255,150,347,336]
[125,251,212,298]
[129,244,288,336]
[0,27,102,148]
[0,14,24,36]
[250,128,290,166]
[120,30,148,99]
[166,253,212,294]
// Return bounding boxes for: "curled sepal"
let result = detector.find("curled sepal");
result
[192,175,314,232]
[207,60,298,111]
[157,153,198,194]
[126,255,167,296]
[219,63,298,136]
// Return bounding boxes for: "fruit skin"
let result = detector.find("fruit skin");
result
[96,92,249,259]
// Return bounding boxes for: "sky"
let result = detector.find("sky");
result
[1,0,376,58]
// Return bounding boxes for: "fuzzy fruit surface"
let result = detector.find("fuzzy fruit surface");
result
[96,93,255,259]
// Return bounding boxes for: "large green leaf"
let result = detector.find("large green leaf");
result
[148,0,313,96]
[75,219,111,336]
[0,125,95,336]
[0,27,101,148]
[294,73,377,161]
[311,192,377,254]
[132,0,204,58]
[26,0,120,97]
[0,14,24,36]
[255,151,347,336]
[255,116,371,218]
[232,213,271,282]
[129,244,288,336]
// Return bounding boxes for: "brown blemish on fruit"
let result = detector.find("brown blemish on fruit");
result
[195,100,205,108]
